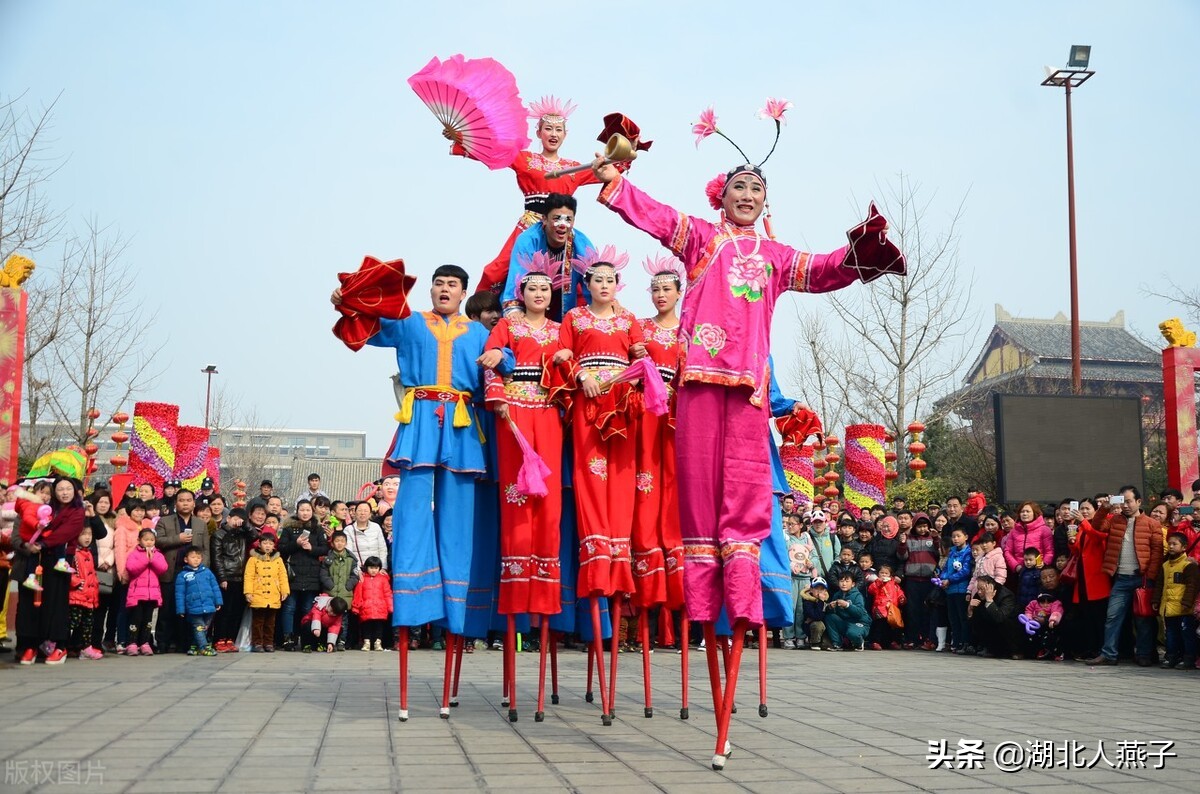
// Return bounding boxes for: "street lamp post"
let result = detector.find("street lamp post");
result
[1042,45,1094,396]
[202,365,219,432]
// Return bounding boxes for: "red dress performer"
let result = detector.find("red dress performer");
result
[591,99,906,768]
[555,246,646,726]
[631,255,687,718]
[480,252,567,722]
[447,95,649,294]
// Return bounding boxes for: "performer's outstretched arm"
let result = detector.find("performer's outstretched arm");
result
[595,175,705,264]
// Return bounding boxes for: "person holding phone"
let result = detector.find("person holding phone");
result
[278,500,329,652]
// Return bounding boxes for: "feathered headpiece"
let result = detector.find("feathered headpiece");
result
[571,245,628,278]
[528,95,577,122]
[518,250,567,291]
[642,254,685,291]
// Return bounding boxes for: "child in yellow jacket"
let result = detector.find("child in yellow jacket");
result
[1154,532,1199,669]
[243,534,289,653]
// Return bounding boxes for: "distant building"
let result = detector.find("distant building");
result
[937,305,1162,424]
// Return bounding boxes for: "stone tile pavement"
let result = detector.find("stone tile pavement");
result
[1,644,1197,792]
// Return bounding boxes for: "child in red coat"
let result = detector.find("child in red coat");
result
[351,556,393,651]
[68,524,103,659]
[303,594,349,653]
[867,564,907,649]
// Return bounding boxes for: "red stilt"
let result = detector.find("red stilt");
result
[451,635,465,708]
[505,616,518,722]
[585,642,595,703]
[440,631,456,719]
[701,622,724,721]
[589,596,611,725]
[757,625,768,718]
[535,620,549,722]
[397,627,410,722]
[639,610,653,718]
[679,615,690,720]
[607,597,620,720]
[719,632,730,676]
[712,619,749,771]
[549,630,560,706]
[501,632,511,706]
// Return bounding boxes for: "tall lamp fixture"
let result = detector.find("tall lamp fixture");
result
[202,365,219,431]
[1041,45,1094,396]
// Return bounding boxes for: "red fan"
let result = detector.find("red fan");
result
[409,54,531,170]
[332,256,417,351]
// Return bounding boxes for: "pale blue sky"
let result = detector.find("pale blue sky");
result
[3,1,1198,451]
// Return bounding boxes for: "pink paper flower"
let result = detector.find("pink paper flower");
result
[691,106,718,147]
[705,173,727,210]
[757,97,793,124]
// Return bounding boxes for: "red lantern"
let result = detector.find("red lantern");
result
[84,441,99,456]
[825,453,841,466]
[85,427,99,439]
[906,421,925,435]
[235,480,247,489]
[824,435,839,447]
[109,454,127,467]
[908,459,928,472]
[813,439,826,451]
[814,475,828,490]
[885,469,899,481]
[823,484,840,498]
[813,455,828,469]
[824,471,841,483]
[907,441,926,456]
[112,411,130,425]
[110,430,130,445]
[884,450,898,463]
[883,431,896,444]
[87,407,101,421]
[86,459,98,474]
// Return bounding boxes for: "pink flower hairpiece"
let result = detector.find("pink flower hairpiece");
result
[642,254,685,291]
[691,97,792,167]
[757,97,793,124]
[705,173,727,211]
[571,245,628,277]
[527,95,577,121]
[518,250,566,290]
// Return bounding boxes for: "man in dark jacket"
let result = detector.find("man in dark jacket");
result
[968,575,1020,658]
[154,489,203,652]
[210,507,258,651]
[942,496,979,549]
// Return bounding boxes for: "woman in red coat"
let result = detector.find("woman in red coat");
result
[632,255,685,614]
[1068,498,1111,659]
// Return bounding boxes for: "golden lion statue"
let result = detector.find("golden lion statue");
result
[1160,317,1197,348]
[0,254,35,288]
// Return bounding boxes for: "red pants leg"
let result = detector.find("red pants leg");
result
[573,401,636,597]
[632,411,667,608]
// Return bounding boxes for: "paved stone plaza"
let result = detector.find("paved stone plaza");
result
[1,646,1197,793]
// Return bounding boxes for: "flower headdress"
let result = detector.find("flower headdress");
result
[571,245,628,278]
[527,95,577,123]
[693,98,793,237]
[642,254,685,291]
[517,250,566,291]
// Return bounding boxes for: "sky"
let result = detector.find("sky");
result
[3,1,1198,453]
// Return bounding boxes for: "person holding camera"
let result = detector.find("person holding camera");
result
[967,575,1020,658]
[278,499,329,652]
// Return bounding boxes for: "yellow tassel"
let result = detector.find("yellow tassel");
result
[452,395,471,428]
[398,389,415,424]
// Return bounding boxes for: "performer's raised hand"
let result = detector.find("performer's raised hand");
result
[591,153,619,183]
[477,349,502,370]
[330,288,343,306]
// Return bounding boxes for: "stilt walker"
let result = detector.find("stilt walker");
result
[632,254,687,718]
[331,260,492,722]
[556,246,646,725]
[479,252,567,722]
[590,99,906,768]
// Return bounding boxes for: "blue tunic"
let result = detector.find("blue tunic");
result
[501,226,595,317]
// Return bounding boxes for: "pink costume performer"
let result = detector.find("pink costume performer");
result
[592,99,905,769]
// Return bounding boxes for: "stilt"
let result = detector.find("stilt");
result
[584,642,595,703]
[679,614,690,720]
[712,619,748,771]
[397,627,409,722]
[549,630,560,705]
[757,625,768,718]
[719,634,735,714]
[639,610,653,718]
[535,620,549,722]
[505,616,518,722]
[701,622,724,720]
[607,597,620,720]
[589,596,611,725]
[451,635,465,707]
[440,631,456,718]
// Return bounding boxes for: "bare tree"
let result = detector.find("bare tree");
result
[0,92,65,262]
[207,385,289,494]
[787,306,848,435]
[1143,277,1200,327]
[28,218,165,445]
[804,174,978,480]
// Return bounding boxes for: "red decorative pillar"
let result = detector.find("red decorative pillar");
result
[1163,346,1200,498]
